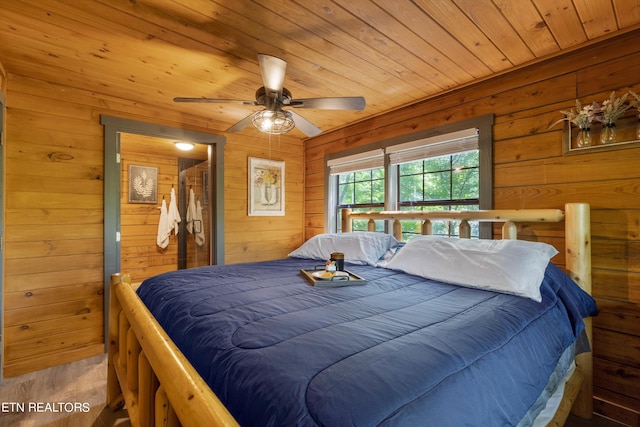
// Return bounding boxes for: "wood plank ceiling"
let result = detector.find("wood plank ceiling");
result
[1,0,640,138]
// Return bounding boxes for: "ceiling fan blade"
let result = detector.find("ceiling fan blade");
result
[289,110,322,137]
[258,54,287,94]
[174,97,257,105]
[226,113,256,133]
[289,96,366,110]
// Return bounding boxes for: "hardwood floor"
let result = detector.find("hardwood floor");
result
[0,354,130,427]
[0,353,629,427]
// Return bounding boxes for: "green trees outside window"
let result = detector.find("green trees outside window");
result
[336,151,479,239]
[337,168,385,232]
[398,151,479,239]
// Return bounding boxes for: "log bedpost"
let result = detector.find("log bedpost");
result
[107,273,125,410]
[393,219,402,241]
[459,220,470,238]
[502,221,517,239]
[421,220,432,236]
[564,203,593,419]
[342,208,352,233]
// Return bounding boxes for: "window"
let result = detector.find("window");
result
[325,116,493,239]
[397,150,480,240]
[327,149,385,232]
[336,168,385,232]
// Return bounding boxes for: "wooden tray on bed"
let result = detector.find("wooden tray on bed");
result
[300,268,366,287]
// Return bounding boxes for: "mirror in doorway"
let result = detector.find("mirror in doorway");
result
[178,156,211,269]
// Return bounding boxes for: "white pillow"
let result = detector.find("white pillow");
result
[289,232,398,266]
[384,236,558,302]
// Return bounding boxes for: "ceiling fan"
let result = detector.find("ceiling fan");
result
[173,54,366,137]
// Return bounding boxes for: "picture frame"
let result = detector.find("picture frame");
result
[128,164,158,204]
[248,157,285,216]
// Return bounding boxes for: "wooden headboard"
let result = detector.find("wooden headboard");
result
[342,203,590,290]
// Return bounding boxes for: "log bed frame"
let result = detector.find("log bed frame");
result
[107,202,592,427]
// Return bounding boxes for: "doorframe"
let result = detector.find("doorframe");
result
[101,115,225,349]
[0,91,5,379]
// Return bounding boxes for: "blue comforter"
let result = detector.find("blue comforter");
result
[137,258,597,426]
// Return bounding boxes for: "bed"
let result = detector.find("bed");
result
[107,202,596,427]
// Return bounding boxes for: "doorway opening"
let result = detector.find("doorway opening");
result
[101,115,225,347]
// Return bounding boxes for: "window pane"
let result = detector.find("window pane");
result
[396,204,480,240]
[339,173,354,184]
[354,170,371,181]
[399,161,423,175]
[354,181,372,203]
[452,151,478,169]
[338,182,354,205]
[335,167,385,231]
[452,204,479,237]
[452,168,479,199]
[353,206,384,231]
[372,168,385,180]
[400,174,423,202]
[337,206,384,232]
[424,171,450,200]
[423,156,451,172]
[371,178,385,203]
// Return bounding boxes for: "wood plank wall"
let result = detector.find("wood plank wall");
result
[0,60,6,94]
[3,75,106,377]
[2,26,637,424]
[224,135,305,263]
[1,72,304,377]
[304,31,640,426]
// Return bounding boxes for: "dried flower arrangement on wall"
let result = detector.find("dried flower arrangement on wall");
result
[554,91,640,151]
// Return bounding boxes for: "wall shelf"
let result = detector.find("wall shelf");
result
[563,113,640,155]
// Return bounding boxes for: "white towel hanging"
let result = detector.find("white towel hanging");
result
[186,188,196,234]
[156,199,170,249]
[167,187,181,235]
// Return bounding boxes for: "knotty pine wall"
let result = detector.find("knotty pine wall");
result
[2,72,304,377]
[305,31,640,425]
[225,136,305,263]
[0,60,6,94]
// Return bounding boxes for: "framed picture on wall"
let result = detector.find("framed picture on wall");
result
[248,157,285,216]
[128,164,158,204]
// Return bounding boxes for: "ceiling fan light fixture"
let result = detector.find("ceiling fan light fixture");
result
[252,110,295,135]
[174,54,365,137]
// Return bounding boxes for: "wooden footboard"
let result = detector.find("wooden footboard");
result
[343,202,594,422]
[107,273,239,427]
